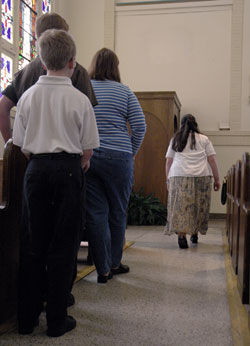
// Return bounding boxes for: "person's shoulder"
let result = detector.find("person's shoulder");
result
[92,79,126,88]
[71,85,92,104]
[91,79,126,93]
[113,81,130,91]
[109,81,132,95]
[197,133,209,141]
[17,82,39,104]
[74,62,88,73]
[73,62,88,78]
[196,133,211,146]
[22,81,40,96]
[15,57,43,77]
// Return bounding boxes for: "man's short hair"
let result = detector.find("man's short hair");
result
[38,29,76,71]
[35,13,69,38]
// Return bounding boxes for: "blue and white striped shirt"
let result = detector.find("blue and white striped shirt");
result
[91,80,146,155]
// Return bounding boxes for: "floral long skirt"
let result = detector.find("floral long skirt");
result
[164,176,212,236]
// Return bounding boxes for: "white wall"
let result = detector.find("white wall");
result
[114,0,250,214]
[115,1,232,131]
[54,0,105,70]
[241,0,250,130]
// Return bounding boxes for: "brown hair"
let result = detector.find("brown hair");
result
[88,48,121,82]
[35,13,69,38]
[172,114,201,152]
[38,29,76,71]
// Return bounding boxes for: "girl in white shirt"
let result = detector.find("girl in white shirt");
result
[164,114,220,249]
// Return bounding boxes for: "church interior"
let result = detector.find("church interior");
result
[0,0,250,345]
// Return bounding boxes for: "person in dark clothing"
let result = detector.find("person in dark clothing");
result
[0,13,97,306]
[0,13,97,143]
[13,29,99,337]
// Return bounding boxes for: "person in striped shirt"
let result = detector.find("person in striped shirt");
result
[87,48,146,284]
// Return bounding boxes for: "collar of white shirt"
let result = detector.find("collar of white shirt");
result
[37,75,72,86]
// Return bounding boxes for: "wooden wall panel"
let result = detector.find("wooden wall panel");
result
[232,160,241,274]
[237,152,250,304]
[0,141,27,329]
[134,92,181,205]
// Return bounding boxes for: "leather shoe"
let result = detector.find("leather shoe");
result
[111,263,130,275]
[47,315,76,337]
[97,272,113,284]
[178,236,188,249]
[190,234,198,244]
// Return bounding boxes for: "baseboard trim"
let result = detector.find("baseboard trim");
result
[209,213,226,219]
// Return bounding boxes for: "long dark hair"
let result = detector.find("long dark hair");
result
[172,114,201,152]
[88,48,121,83]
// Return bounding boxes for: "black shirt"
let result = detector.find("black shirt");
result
[2,56,98,107]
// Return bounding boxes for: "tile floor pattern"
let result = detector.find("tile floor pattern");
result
[0,221,233,346]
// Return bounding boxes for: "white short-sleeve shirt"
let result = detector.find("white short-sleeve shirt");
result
[13,76,100,155]
[166,133,216,178]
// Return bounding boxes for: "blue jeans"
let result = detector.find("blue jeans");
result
[86,148,134,275]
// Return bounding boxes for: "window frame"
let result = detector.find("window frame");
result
[0,0,54,80]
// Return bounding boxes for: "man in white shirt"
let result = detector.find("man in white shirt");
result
[13,29,99,337]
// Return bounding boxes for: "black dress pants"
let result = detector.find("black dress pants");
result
[18,153,84,331]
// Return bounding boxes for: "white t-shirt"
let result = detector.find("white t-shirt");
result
[13,75,100,155]
[165,133,216,178]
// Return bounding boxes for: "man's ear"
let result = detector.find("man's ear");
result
[42,63,47,71]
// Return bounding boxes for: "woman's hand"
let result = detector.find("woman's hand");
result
[214,180,220,191]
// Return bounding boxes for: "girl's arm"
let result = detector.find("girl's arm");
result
[207,155,220,191]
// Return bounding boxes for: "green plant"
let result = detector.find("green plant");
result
[127,188,167,225]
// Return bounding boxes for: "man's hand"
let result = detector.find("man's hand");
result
[81,149,93,173]
[81,159,90,173]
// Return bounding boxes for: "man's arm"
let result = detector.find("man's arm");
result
[0,96,15,142]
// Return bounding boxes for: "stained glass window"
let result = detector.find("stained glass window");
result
[2,0,14,43]
[1,53,13,96]
[42,0,51,13]
[19,0,37,70]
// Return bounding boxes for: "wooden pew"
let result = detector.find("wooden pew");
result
[231,160,241,274]
[0,140,27,328]
[227,165,235,254]
[237,152,250,304]
[226,169,232,238]
[0,159,3,204]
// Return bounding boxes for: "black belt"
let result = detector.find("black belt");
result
[30,152,81,159]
